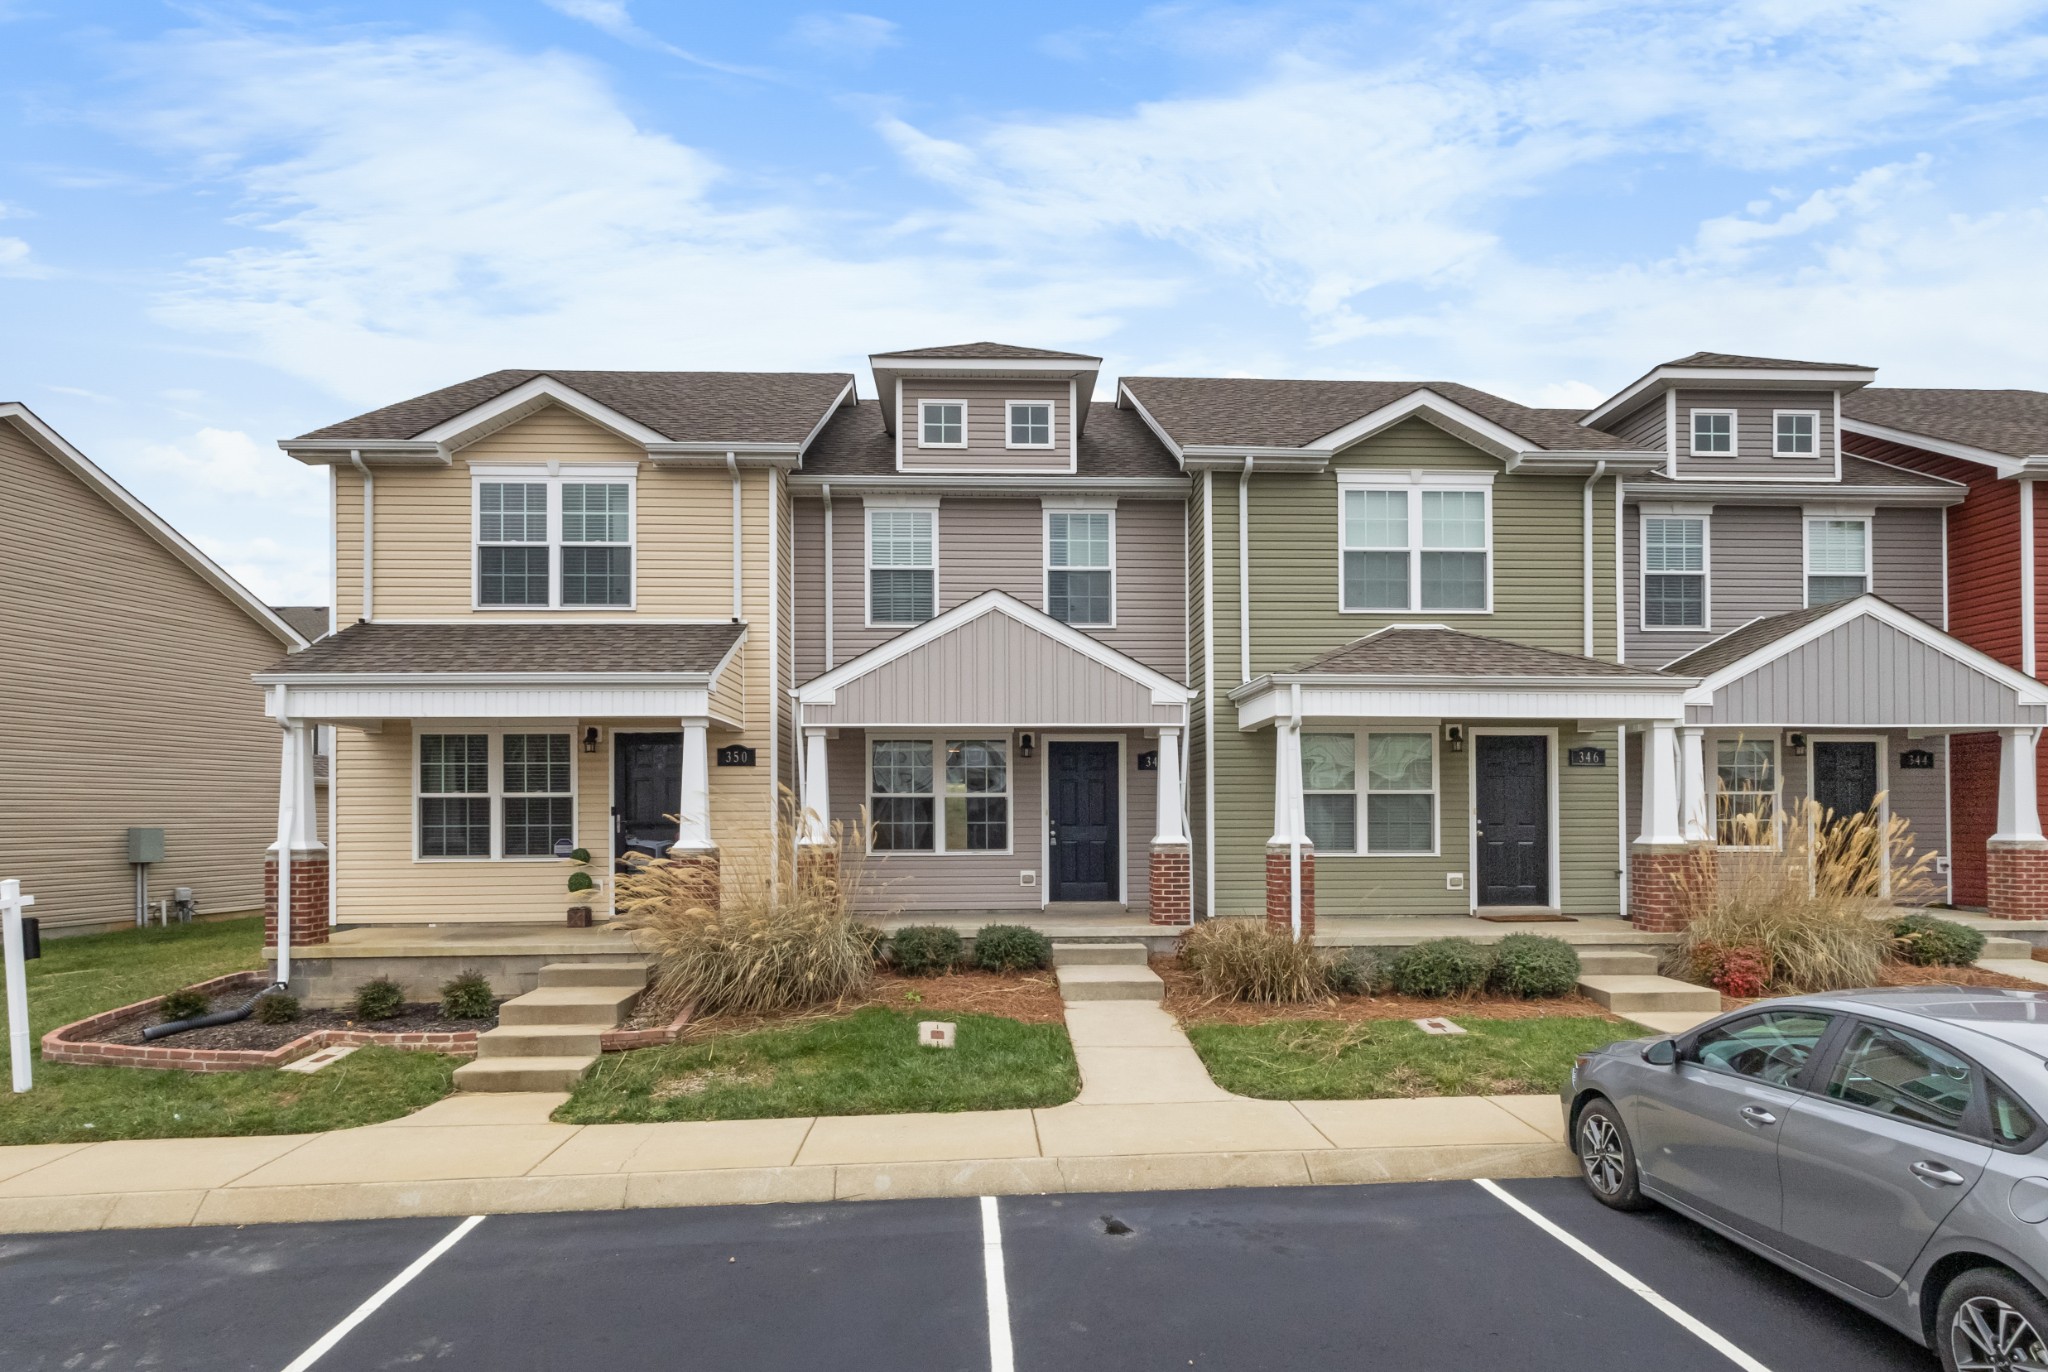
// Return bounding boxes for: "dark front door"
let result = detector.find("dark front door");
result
[1475,734,1549,906]
[1812,740,1880,823]
[613,732,680,868]
[1048,742,1119,902]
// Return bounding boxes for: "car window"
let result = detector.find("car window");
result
[1690,1011,1834,1087]
[1827,1023,1974,1132]
[1988,1080,2038,1148]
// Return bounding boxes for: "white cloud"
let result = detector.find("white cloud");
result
[134,427,325,504]
[0,235,43,277]
[197,533,332,606]
[541,0,772,78]
[789,13,900,59]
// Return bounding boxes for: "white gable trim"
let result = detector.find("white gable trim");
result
[1682,595,2048,707]
[1837,417,2046,478]
[1,404,306,649]
[415,375,673,451]
[797,588,1191,708]
[1585,364,1878,430]
[1308,387,1533,459]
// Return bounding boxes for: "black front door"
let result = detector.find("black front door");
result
[1812,740,1880,823]
[613,732,680,868]
[1475,734,1549,906]
[1048,742,1119,902]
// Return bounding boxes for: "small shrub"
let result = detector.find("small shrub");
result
[891,925,964,976]
[253,992,302,1024]
[1711,946,1771,998]
[352,976,406,1022]
[156,988,209,1023]
[1891,913,1985,967]
[1488,934,1581,999]
[1325,948,1391,996]
[439,971,496,1020]
[1177,919,1328,1002]
[1390,939,1494,998]
[973,924,1053,973]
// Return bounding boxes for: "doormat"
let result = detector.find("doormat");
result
[1473,913,1577,923]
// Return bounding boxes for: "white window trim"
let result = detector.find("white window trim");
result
[1708,731,1783,852]
[917,399,969,450]
[864,733,1015,857]
[1773,409,1821,458]
[1689,408,1738,457]
[412,727,578,863]
[864,499,940,628]
[1043,505,1116,628]
[1801,511,1874,607]
[1465,726,1562,911]
[1301,726,1442,857]
[1336,471,1495,616]
[1005,399,1056,450]
[1638,510,1712,633]
[470,465,638,612]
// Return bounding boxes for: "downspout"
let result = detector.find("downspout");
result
[2024,477,2038,677]
[1238,456,1254,684]
[1582,461,1605,658]
[729,454,743,622]
[1614,474,1625,663]
[1289,681,1303,939]
[349,451,374,621]
[1614,473,1628,917]
[821,484,835,668]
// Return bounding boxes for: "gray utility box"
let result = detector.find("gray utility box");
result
[126,827,165,864]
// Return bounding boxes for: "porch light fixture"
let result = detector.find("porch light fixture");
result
[1442,724,1465,753]
[1786,732,1807,757]
[1017,732,1036,759]
[582,726,602,754]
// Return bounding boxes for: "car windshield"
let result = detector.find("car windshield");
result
[1692,1012,1833,1087]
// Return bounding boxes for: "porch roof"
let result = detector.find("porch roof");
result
[256,621,745,677]
[1670,595,2048,728]
[797,590,1190,728]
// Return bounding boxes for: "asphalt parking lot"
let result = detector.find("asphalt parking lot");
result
[0,1178,1932,1371]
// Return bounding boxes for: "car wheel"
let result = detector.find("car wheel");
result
[1574,1098,1650,1211]
[1937,1267,2048,1372]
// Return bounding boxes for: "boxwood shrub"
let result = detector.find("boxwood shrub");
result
[1891,914,1986,967]
[1488,934,1581,998]
[352,976,406,1021]
[889,925,964,976]
[973,924,1054,973]
[1390,939,1494,998]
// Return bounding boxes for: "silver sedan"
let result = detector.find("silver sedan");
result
[1564,986,2048,1372]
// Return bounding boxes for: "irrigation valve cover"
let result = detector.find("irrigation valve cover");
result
[917,1021,957,1049]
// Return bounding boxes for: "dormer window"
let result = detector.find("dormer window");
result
[1774,411,1818,456]
[919,401,965,447]
[1007,401,1053,449]
[1690,410,1736,456]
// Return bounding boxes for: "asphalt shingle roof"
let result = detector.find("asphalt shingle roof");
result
[802,399,1179,479]
[270,606,331,643]
[294,370,853,446]
[1628,454,1962,493]
[1287,627,1678,680]
[1659,601,1850,679]
[263,622,746,676]
[1660,351,1875,372]
[869,342,1101,361]
[1844,388,2048,461]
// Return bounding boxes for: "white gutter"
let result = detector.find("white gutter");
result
[1582,461,1606,658]
[728,453,743,622]
[1239,456,1254,684]
[821,483,835,668]
[349,451,374,622]
[2025,477,2038,677]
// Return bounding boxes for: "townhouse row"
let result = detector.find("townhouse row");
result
[253,345,2048,952]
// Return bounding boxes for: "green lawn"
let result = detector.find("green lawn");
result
[558,1007,1080,1123]
[0,917,455,1145]
[1187,1016,1639,1100]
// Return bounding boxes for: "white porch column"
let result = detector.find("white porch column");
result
[270,719,322,984]
[1268,721,1305,847]
[1153,727,1188,845]
[800,727,832,845]
[1678,726,1711,844]
[1638,720,1686,846]
[1995,727,2046,843]
[675,718,714,851]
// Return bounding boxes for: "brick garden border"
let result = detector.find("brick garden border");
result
[600,1003,694,1053]
[42,971,481,1073]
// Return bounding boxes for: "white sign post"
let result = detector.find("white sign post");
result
[3,878,35,1093]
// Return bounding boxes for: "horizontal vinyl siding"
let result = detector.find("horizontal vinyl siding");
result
[898,379,1072,472]
[1873,506,1945,626]
[0,426,289,930]
[1558,730,1624,913]
[1611,399,1668,454]
[1626,505,1803,666]
[1673,389,1837,480]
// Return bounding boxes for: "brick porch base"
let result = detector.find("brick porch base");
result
[1149,844,1192,925]
[668,848,721,911]
[1264,844,1315,937]
[1987,841,2048,920]
[1628,842,1715,932]
[263,853,330,947]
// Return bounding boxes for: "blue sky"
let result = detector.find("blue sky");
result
[4,1,2047,606]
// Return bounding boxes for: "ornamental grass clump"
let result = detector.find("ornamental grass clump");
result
[1177,919,1328,1003]
[1671,797,1936,994]
[1389,938,1494,998]
[613,789,884,1018]
[1891,913,1985,967]
[1488,934,1581,998]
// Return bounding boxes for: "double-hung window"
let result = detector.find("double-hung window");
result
[1301,731,1436,855]
[1691,410,1736,456]
[868,737,1009,853]
[920,401,965,447]
[1047,509,1113,625]
[474,471,635,608]
[1341,479,1490,612]
[418,734,491,857]
[417,731,575,860]
[501,733,573,856]
[868,507,936,625]
[1714,737,1779,848]
[1806,517,1870,605]
[1008,401,1053,448]
[1774,411,1819,457]
[1642,516,1707,628]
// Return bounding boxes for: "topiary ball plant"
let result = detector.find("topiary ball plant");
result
[352,976,406,1022]
[439,970,496,1020]
[156,987,209,1023]
[1390,938,1494,998]
[1891,913,1986,967]
[889,925,964,976]
[973,924,1053,972]
[254,992,302,1025]
[1488,934,1582,998]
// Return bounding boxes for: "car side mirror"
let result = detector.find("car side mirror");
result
[1642,1039,1678,1067]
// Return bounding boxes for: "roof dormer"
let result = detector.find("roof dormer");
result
[868,342,1102,475]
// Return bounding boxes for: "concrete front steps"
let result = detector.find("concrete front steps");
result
[1578,972,1722,1035]
[1052,942,1164,1002]
[454,962,650,1093]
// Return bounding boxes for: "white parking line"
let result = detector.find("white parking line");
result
[981,1195,1016,1372]
[278,1215,486,1372]
[1476,1180,1773,1372]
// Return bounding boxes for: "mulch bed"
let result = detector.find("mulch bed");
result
[1710,961,2047,1012]
[635,967,1068,1044]
[1154,958,1622,1027]
[86,994,499,1052]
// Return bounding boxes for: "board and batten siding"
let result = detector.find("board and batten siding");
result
[0,424,290,930]
[1673,389,1838,480]
[896,379,1072,472]
[1698,616,2042,728]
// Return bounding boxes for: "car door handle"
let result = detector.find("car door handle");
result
[1739,1105,1777,1127]
[1911,1161,1967,1187]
